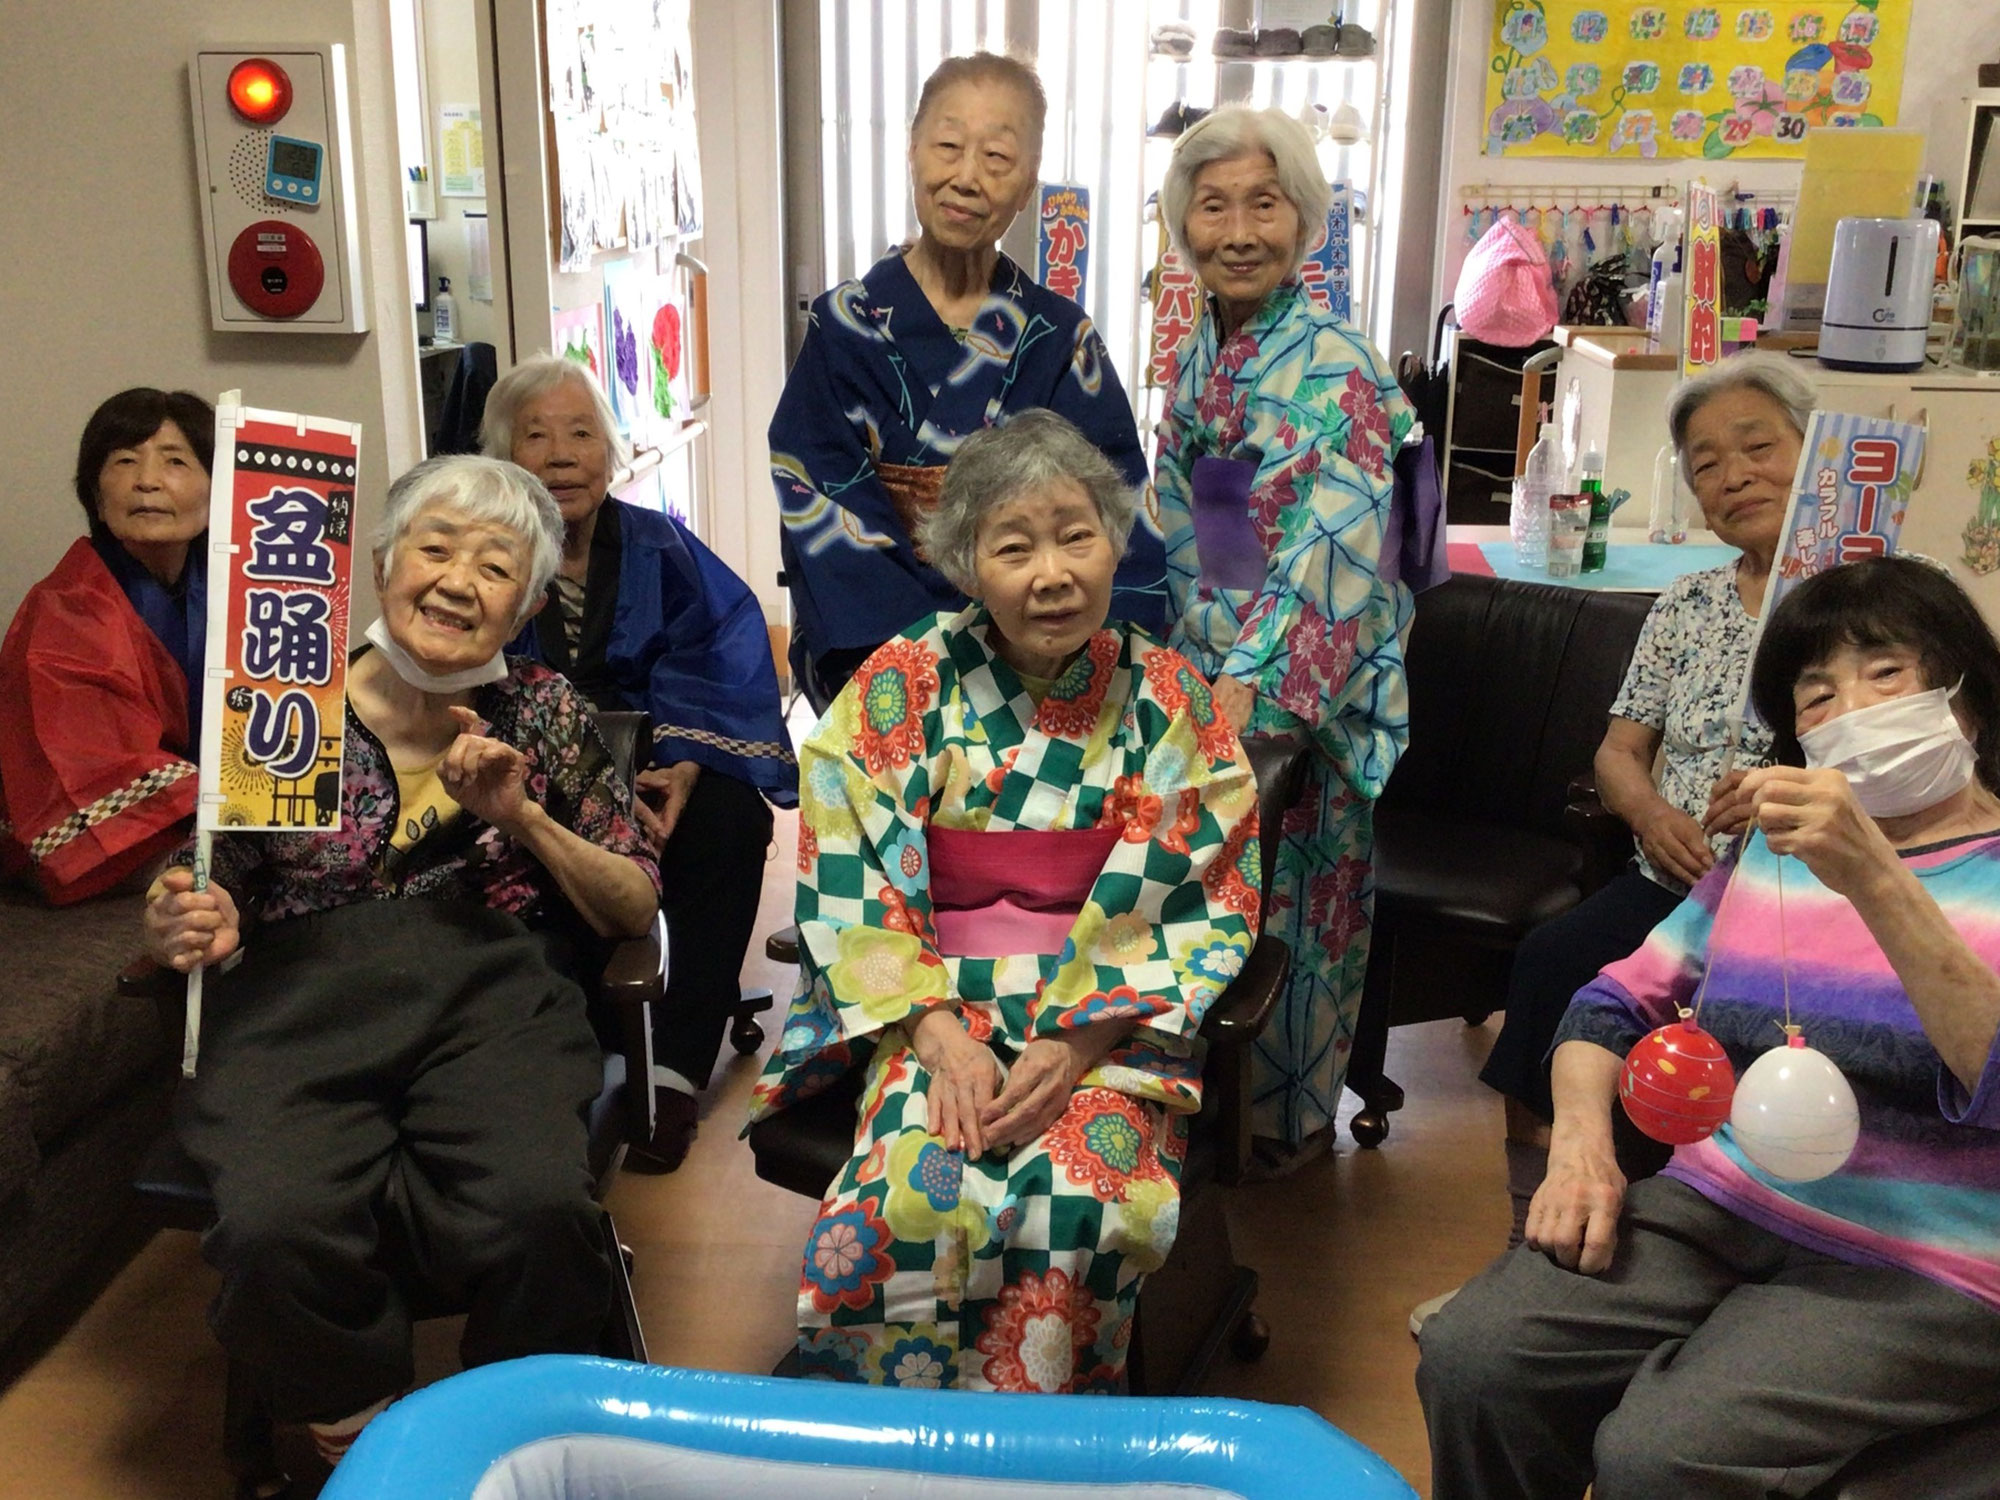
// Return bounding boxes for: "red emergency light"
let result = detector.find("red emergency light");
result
[227,58,293,125]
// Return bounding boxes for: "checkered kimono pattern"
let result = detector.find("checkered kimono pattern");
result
[1157,281,1415,1150]
[749,606,1259,1391]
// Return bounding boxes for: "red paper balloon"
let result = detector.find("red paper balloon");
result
[1621,1017,1736,1144]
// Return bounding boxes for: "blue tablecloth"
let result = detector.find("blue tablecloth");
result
[1478,540,1740,592]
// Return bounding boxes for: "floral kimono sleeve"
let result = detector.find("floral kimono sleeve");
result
[1029,644,1261,1054]
[1222,325,1414,729]
[793,640,955,1044]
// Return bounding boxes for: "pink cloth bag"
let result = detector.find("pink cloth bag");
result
[1453,216,1559,346]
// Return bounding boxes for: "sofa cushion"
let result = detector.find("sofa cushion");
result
[0,888,162,1201]
[1374,805,1584,947]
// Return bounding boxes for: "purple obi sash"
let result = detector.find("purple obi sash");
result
[1190,456,1268,593]
[927,825,1120,959]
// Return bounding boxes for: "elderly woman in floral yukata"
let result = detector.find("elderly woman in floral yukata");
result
[749,409,1260,1393]
[1155,105,1415,1170]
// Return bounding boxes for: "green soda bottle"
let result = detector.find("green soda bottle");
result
[1579,450,1611,574]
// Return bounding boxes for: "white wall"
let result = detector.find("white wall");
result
[0,1,423,627]
[420,0,509,353]
[691,0,789,618]
[1429,0,2000,320]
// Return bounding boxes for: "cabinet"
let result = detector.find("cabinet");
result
[1952,90,2000,242]
[1440,332,1558,524]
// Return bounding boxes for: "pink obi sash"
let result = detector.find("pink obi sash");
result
[927,825,1120,959]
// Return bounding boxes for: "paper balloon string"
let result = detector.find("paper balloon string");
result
[1728,853,1861,1181]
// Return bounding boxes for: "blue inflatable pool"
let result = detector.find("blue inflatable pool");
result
[322,1357,1417,1499]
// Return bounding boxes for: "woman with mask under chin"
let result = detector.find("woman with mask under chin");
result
[1419,555,2000,1500]
[141,455,659,1472]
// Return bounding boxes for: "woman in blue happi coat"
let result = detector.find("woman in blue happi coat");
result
[491,354,796,1169]
[769,51,1165,707]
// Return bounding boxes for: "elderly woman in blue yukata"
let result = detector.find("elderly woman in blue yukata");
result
[769,50,1165,708]
[1155,105,1415,1173]
[489,354,795,1171]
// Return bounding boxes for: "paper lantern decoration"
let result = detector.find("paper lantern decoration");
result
[1620,1015,1736,1144]
[1728,1032,1859,1182]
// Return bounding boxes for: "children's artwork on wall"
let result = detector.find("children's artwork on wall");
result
[1483,0,1910,160]
[551,302,606,386]
[645,274,689,422]
[600,256,649,439]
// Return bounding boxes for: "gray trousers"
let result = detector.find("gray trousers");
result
[1415,1175,2000,1500]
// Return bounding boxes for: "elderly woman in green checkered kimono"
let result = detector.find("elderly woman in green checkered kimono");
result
[749,409,1260,1393]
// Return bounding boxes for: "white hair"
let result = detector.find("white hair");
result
[916,409,1136,596]
[1161,106,1331,270]
[1666,352,1816,455]
[479,352,631,474]
[373,455,563,624]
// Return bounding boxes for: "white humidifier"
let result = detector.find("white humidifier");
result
[1818,217,1939,373]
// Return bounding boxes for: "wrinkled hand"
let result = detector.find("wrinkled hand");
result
[143,867,242,973]
[443,706,535,835]
[982,1038,1085,1151]
[1210,674,1255,733]
[910,1008,1002,1159]
[1703,768,1755,839]
[1633,799,1714,887]
[1526,1129,1626,1274]
[634,761,701,849]
[1742,764,1897,898]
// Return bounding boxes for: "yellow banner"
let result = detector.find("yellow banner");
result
[1483,0,1909,160]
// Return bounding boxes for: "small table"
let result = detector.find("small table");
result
[1446,525,1738,593]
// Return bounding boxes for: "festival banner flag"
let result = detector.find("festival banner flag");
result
[1300,186,1355,323]
[1724,405,1926,755]
[183,400,361,1075]
[1683,178,1721,378]
[1768,408,1925,607]
[1147,222,1201,390]
[198,405,362,833]
[1036,183,1091,306]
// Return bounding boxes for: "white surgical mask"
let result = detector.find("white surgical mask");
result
[363,615,509,694]
[1797,682,1976,818]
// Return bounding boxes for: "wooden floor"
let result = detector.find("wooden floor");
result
[0,806,1515,1498]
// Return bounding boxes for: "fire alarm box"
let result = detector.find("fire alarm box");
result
[188,44,368,333]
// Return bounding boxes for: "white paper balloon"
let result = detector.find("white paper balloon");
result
[1728,1035,1860,1182]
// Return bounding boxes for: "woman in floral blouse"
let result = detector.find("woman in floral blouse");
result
[751,411,1258,1392]
[142,455,659,1472]
[1155,106,1414,1168]
[1470,355,1802,1256]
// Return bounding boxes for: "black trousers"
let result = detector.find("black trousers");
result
[654,768,773,1088]
[175,899,611,1423]
[1479,866,1683,1120]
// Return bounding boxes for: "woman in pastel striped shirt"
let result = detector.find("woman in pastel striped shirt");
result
[1418,556,2000,1500]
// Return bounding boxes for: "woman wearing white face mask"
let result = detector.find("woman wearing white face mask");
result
[1419,556,2000,1500]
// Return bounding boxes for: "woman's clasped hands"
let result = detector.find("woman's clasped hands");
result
[909,1007,1127,1161]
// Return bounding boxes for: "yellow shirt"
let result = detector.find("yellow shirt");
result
[391,754,461,850]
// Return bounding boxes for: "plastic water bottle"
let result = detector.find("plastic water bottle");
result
[1512,420,1563,568]
[1648,443,1688,544]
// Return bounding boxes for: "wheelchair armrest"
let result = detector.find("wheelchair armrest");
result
[1201,934,1292,1186]
[600,912,666,1147]
[1562,790,1633,897]
[765,923,801,966]
[1204,934,1290,1048]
